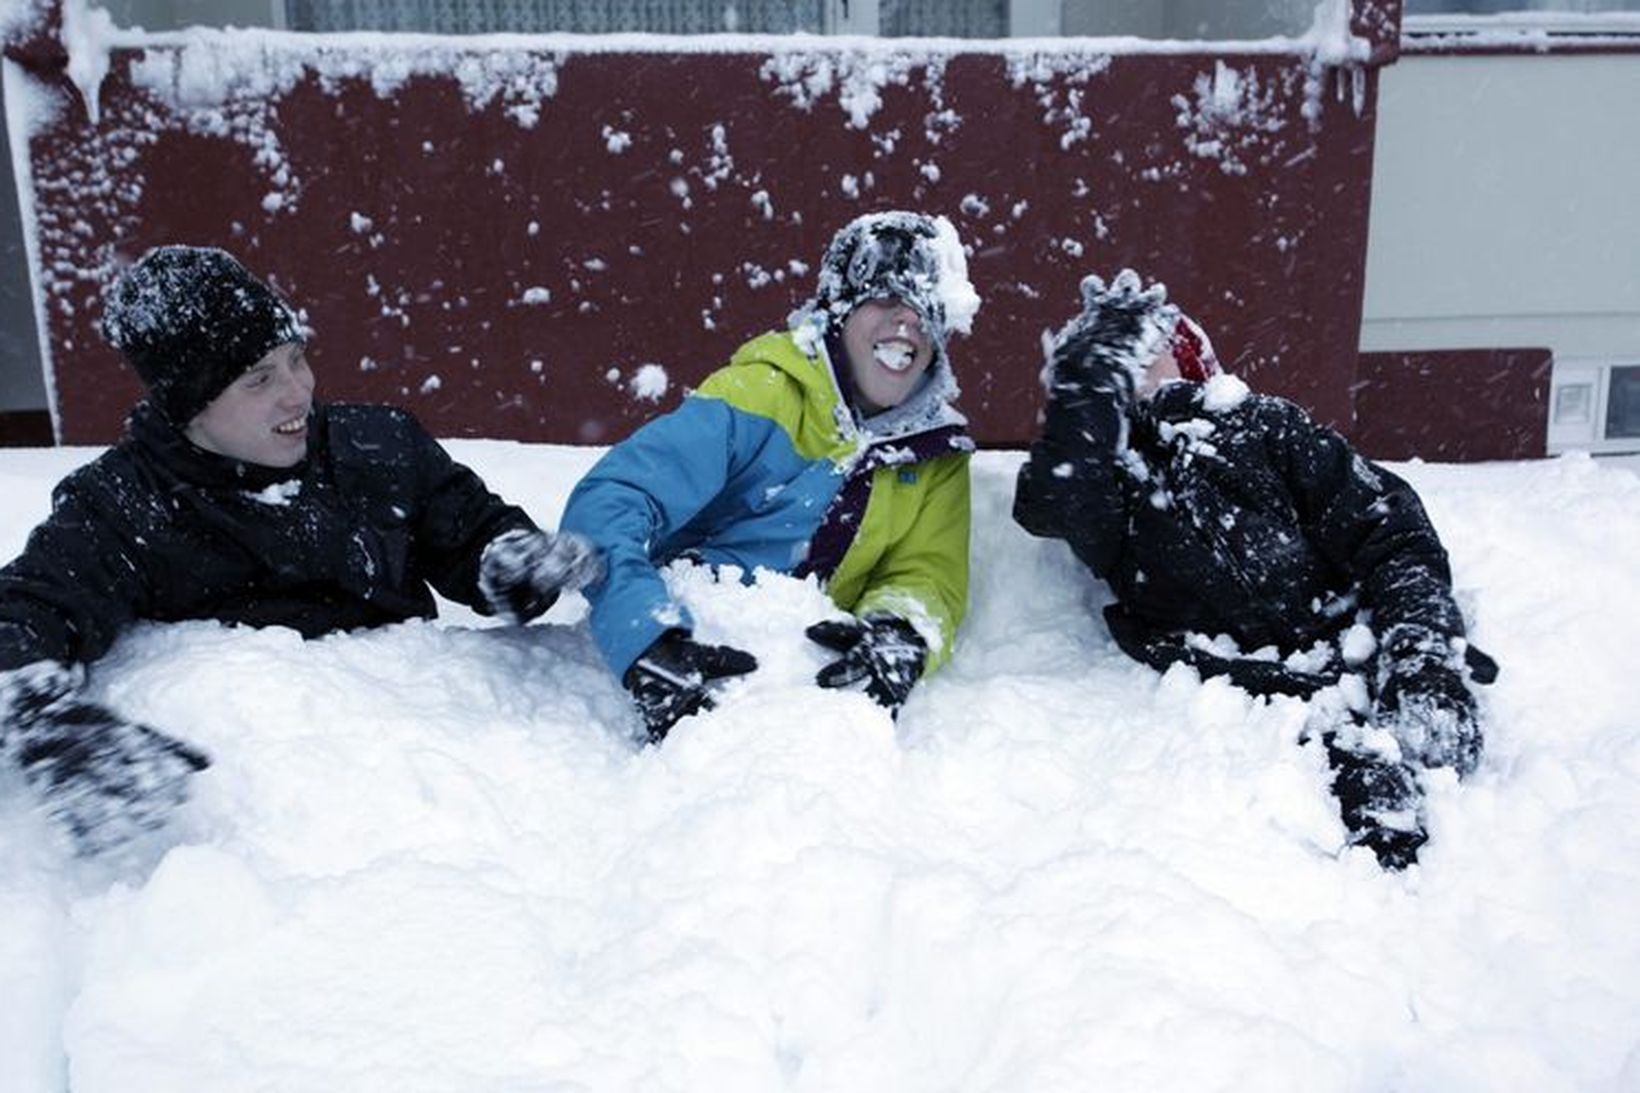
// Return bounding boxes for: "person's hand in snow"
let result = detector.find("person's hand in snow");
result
[1046,269,1178,408]
[1373,624,1483,778]
[623,630,758,744]
[1,661,210,856]
[479,527,603,623]
[807,614,928,715]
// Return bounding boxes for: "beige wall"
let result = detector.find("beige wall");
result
[1362,52,1640,361]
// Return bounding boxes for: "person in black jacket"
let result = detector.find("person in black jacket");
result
[1014,270,1495,870]
[0,245,600,855]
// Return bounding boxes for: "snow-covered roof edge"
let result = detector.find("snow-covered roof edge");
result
[111,27,1360,60]
[29,0,1370,130]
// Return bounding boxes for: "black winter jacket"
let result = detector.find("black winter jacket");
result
[1015,381,1470,693]
[0,402,534,671]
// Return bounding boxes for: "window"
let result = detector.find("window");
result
[1406,1,1640,12]
[1548,361,1640,454]
[1606,365,1640,441]
[286,0,1016,35]
[286,0,829,34]
[880,0,1008,38]
[284,0,1322,39]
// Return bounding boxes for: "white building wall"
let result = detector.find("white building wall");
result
[1364,53,1640,356]
[1361,51,1640,450]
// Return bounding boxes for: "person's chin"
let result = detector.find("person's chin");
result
[264,434,308,467]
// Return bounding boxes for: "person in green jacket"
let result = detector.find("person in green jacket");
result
[561,211,980,741]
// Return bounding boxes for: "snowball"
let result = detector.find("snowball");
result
[629,364,669,403]
[1200,373,1250,412]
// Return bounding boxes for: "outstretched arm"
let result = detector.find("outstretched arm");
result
[561,395,771,679]
[1273,401,1484,775]
[0,477,154,673]
[0,484,207,855]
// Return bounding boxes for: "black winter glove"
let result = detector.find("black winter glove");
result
[622,630,758,744]
[479,527,603,623]
[1373,625,1483,778]
[1045,269,1178,408]
[1,661,210,855]
[807,614,928,715]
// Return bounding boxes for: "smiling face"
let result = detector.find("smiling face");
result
[839,297,936,416]
[184,342,315,467]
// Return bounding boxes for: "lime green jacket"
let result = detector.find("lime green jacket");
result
[562,319,973,679]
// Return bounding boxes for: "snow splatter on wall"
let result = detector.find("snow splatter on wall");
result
[7,12,1385,445]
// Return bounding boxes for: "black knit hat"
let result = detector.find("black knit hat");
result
[102,246,306,425]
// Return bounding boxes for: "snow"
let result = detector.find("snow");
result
[1200,373,1250,412]
[26,6,1377,173]
[240,479,301,506]
[2,441,1639,1091]
[1172,61,1287,177]
[628,363,670,402]
[59,0,116,125]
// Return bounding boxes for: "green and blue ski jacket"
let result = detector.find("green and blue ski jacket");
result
[562,319,973,680]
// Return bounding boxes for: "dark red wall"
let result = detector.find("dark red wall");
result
[10,16,1395,447]
[1356,349,1551,461]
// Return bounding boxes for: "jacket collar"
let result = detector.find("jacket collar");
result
[791,313,967,446]
[128,400,317,491]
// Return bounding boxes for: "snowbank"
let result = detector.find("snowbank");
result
[1,443,1638,1092]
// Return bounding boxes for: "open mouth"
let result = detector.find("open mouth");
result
[872,340,917,373]
[273,414,308,437]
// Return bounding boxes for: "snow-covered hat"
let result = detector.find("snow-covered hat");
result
[1170,312,1222,383]
[805,211,980,360]
[103,245,306,425]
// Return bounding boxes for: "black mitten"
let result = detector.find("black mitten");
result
[1374,625,1483,778]
[807,615,929,714]
[1325,733,1428,871]
[1046,269,1177,407]
[622,631,758,743]
[2,661,210,855]
[479,527,603,623]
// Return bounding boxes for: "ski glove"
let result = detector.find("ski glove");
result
[1373,624,1483,778]
[479,527,603,623]
[807,614,928,715]
[1,661,210,856]
[622,630,759,744]
[1046,269,1178,409]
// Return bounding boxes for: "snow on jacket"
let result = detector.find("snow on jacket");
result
[1014,376,1465,673]
[561,321,973,680]
[0,401,534,672]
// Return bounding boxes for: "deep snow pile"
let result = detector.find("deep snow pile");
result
[1,442,1638,1092]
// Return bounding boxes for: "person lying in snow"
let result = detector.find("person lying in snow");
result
[1013,270,1497,870]
[0,245,600,855]
[561,211,979,742]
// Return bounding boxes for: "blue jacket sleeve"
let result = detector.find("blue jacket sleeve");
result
[560,396,776,679]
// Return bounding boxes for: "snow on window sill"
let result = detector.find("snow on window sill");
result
[1402,12,1640,55]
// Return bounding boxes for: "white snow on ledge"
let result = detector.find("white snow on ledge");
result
[116,27,1361,61]
[43,6,1371,122]
[1402,12,1640,51]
